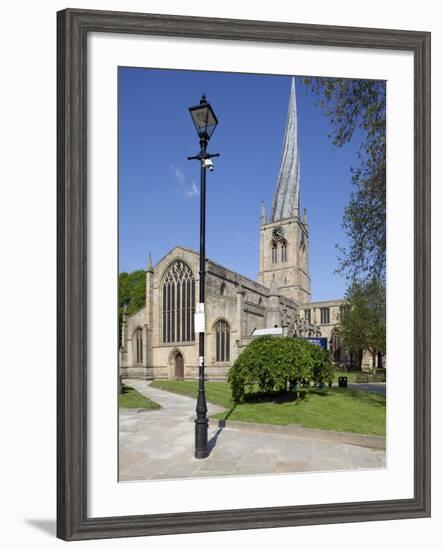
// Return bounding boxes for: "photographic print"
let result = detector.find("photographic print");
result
[118,68,387,482]
[57,9,430,539]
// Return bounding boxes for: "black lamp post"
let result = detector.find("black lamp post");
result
[188,94,219,459]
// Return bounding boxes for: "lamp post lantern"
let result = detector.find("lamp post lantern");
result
[188,94,219,459]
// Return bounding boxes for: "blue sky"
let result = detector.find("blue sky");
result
[118,68,362,301]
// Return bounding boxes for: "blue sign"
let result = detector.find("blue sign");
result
[300,337,328,350]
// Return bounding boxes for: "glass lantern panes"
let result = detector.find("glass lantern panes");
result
[189,96,218,139]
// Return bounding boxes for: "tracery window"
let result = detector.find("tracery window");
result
[162,260,195,343]
[272,243,278,263]
[330,330,341,361]
[215,319,230,362]
[339,304,348,321]
[134,328,143,364]
[281,240,287,262]
[320,307,330,324]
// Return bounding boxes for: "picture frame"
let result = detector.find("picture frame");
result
[57,8,431,541]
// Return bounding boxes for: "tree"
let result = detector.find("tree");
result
[303,78,386,283]
[338,279,386,369]
[118,270,146,336]
[228,336,333,402]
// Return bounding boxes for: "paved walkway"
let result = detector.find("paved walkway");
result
[347,382,386,395]
[330,382,386,396]
[119,381,386,481]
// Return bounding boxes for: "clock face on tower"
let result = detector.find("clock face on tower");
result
[272,226,284,241]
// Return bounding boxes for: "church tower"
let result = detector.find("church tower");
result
[258,78,311,304]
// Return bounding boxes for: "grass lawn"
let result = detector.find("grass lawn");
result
[150,380,386,436]
[119,384,161,410]
[333,370,361,383]
[151,380,232,408]
[333,369,386,383]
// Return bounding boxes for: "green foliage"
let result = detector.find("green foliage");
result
[151,380,234,409]
[118,270,146,336]
[119,270,146,314]
[333,369,362,384]
[310,344,336,386]
[228,336,334,402]
[153,380,386,436]
[212,387,386,436]
[118,384,160,410]
[303,78,386,283]
[339,279,386,360]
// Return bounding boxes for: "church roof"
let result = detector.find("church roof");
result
[154,245,296,304]
[270,78,301,222]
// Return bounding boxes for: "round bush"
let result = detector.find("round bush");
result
[309,344,335,386]
[228,336,333,402]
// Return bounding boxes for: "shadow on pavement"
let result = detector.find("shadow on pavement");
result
[207,406,236,454]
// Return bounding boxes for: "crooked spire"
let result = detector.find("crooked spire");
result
[270,77,301,222]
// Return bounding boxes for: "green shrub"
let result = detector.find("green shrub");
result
[228,336,334,402]
[310,345,335,386]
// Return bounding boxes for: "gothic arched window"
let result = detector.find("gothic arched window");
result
[272,243,278,263]
[162,260,195,343]
[215,319,230,362]
[281,240,287,262]
[220,282,226,296]
[330,330,341,362]
[134,328,143,364]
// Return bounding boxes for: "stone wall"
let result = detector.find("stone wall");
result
[258,214,311,304]
[120,247,348,382]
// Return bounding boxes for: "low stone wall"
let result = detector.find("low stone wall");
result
[120,359,232,381]
[119,366,153,380]
[134,364,232,381]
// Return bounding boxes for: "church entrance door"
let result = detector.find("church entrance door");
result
[174,352,184,380]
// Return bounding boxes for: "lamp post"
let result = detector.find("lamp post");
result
[188,94,219,459]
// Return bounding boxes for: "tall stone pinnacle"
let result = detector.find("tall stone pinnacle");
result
[269,274,279,296]
[270,77,301,221]
[147,253,153,273]
[260,201,266,225]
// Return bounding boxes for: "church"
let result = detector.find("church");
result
[120,79,346,381]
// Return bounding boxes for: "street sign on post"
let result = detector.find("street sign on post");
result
[194,303,205,333]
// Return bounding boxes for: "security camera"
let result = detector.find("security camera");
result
[203,158,215,172]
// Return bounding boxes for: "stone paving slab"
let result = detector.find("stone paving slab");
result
[119,380,386,481]
[218,419,386,450]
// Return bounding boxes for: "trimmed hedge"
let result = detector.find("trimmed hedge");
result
[228,336,335,402]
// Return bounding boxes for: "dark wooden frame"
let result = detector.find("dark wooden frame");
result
[57,8,431,541]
